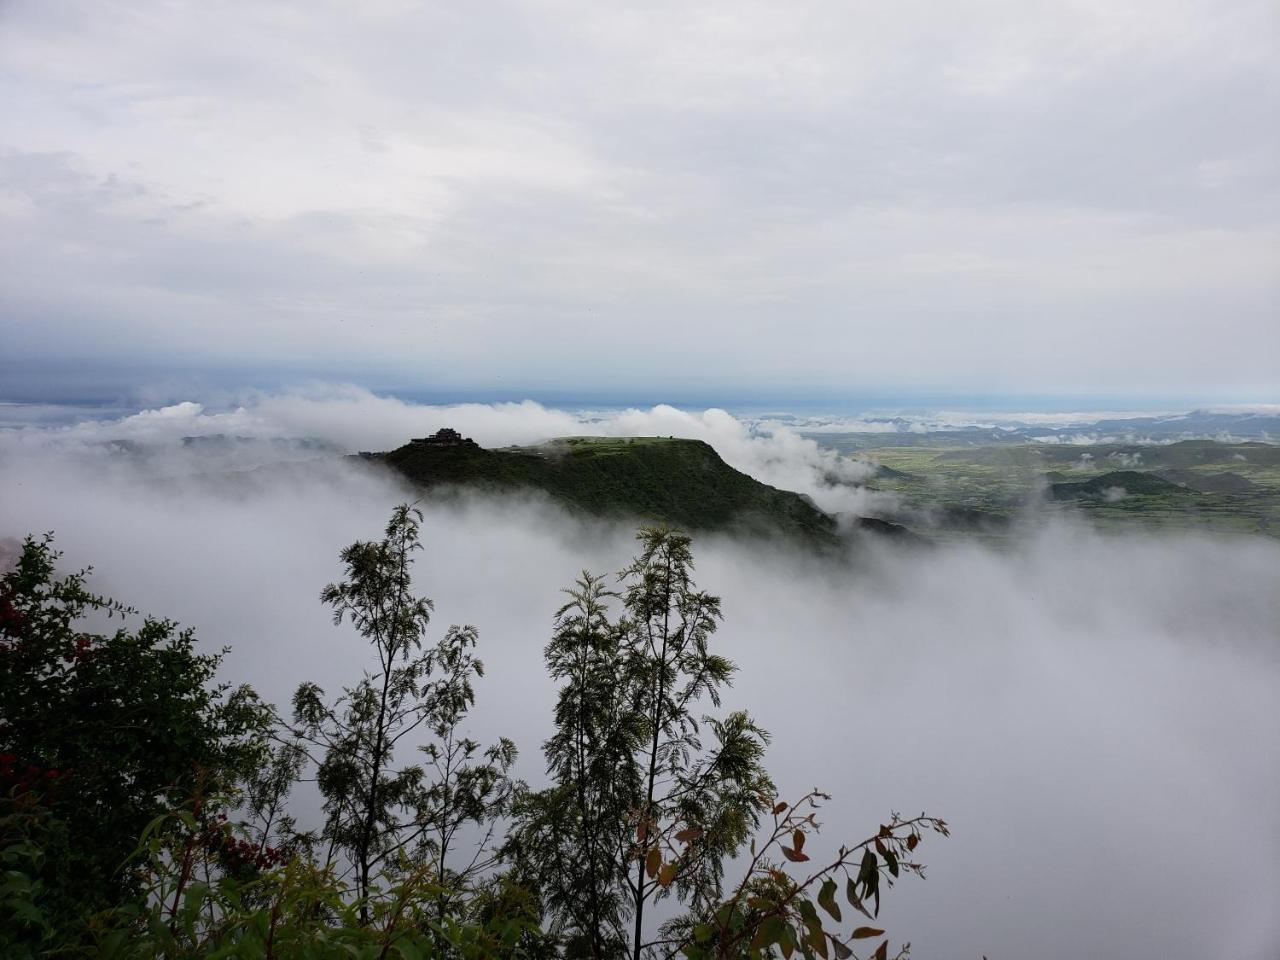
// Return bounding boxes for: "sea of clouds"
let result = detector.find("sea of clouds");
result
[2,388,1279,958]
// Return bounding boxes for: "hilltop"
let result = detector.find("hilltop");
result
[379,431,842,543]
[1049,471,1191,501]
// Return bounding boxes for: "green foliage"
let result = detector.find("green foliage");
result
[509,572,643,957]
[285,504,517,923]
[1048,470,1191,501]
[0,509,947,959]
[673,792,948,960]
[382,437,839,543]
[514,528,775,959]
[0,533,269,930]
[78,805,546,959]
[620,529,773,959]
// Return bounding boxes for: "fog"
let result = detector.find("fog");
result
[2,397,1279,958]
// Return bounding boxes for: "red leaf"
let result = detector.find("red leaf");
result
[781,845,810,863]
[645,846,661,878]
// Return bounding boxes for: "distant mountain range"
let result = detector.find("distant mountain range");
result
[803,409,1280,450]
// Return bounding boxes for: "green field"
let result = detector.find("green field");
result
[815,436,1280,539]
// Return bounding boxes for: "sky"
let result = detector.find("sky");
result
[4,10,1280,952]
[1,0,1277,404]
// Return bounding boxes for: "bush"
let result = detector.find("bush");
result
[0,535,269,935]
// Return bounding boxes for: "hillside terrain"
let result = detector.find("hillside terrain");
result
[379,433,842,543]
[825,438,1280,539]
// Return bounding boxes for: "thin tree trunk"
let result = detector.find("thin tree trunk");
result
[357,527,409,923]
[632,554,673,960]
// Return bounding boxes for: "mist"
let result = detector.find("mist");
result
[2,397,1278,958]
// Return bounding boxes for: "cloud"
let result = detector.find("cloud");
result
[0,387,894,515]
[0,413,1277,958]
[1,0,1277,396]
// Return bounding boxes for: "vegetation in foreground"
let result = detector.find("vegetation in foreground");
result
[1,506,945,959]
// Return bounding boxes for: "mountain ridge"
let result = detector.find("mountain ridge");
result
[378,433,850,543]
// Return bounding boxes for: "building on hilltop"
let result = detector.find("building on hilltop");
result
[411,427,477,447]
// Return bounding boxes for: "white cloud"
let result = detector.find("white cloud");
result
[0,419,1277,958]
[0,387,893,515]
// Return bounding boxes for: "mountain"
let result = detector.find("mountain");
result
[379,432,841,543]
[1049,470,1192,501]
[1155,468,1258,494]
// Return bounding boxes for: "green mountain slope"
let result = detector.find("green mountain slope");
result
[380,435,840,542]
[1049,470,1194,501]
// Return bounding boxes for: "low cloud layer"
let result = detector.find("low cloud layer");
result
[2,399,1278,957]
[0,386,891,515]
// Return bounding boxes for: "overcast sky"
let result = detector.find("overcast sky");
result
[2,0,1277,402]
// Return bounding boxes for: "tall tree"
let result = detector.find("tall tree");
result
[620,529,772,960]
[514,529,772,959]
[289,504,514,923]
[414,622,519,922]
[512,572,643,957]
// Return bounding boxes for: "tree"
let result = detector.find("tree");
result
[511,572,645,958]
[620,529,773,959]
[0,519,947,958]
[0,534,268,927]
[415,622,519,922]
[515,529,774,959]
[288,504,515,923]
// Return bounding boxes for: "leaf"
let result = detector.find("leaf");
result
[808,927,830,959]
[749,917,786,952]
[646,846,661,879]
[818,879,841,922]
[798,899,820,926]
[773,801,789,815]
[852,927,885,939]
[781,845,810,863]
[873,941,888,960]
[906,834,919,852]
[846,878,874,920]
[799,901,826,958]
[833,940,853,959]
[659,862,677,887]
[793,829,806,852]
[884,849,899,878]
[857,849,878,887]
[676,827,704,844]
